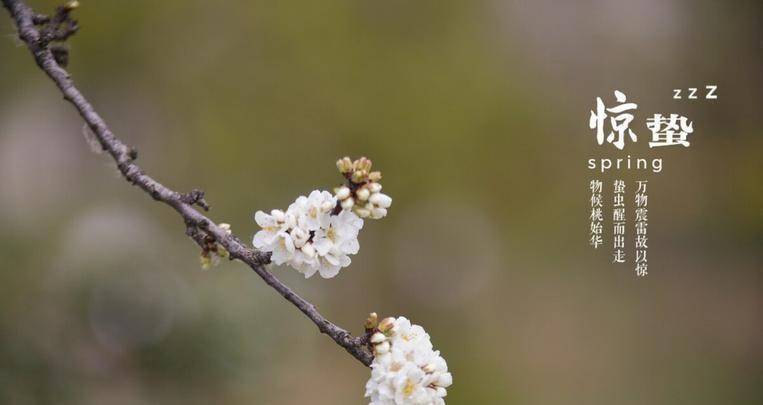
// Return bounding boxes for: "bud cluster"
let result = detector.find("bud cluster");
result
[365,313,398,356]
[335,157,392,219]
[200,223,232,270]
[364,315,453,405]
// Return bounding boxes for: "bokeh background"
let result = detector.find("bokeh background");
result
[1,0,762,404]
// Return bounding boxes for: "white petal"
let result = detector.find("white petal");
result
[342,238,360,255]
[323,253,341,266]
[281,233,295,253]
[370,207,387,219]
[319,264,341,278]
[254,210,273,227]
[301,243,316,258]
[354,207,371,218]
[368,182,382,193]
[370,193,392,208]
[312,238,332,256]
[271,209,286,222]
[341,197,355,210]
[336,186,351,200]
[436,372,452,388]
[356,188,370,201]
[252,230,275,248]
[301,265,318,278]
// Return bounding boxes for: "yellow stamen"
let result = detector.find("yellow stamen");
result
[403,380,415,397]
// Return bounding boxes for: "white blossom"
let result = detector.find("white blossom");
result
[288,190,335,231]
[252,157,392,278]
[253,190,364,279]
[365,317,452,405]
[268,231,296,266]
[252,209,288,248]
[311,209,363,278]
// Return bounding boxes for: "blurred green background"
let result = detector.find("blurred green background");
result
[1,0,761,404]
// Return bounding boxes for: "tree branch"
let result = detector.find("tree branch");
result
[2,0,372,367]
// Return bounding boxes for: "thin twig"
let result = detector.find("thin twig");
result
[2,0,372,367]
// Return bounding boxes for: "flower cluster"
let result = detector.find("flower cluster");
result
[365,315,453,405]
[252,157,391,278]
[253,190,363,278]
[335,157,392,219]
